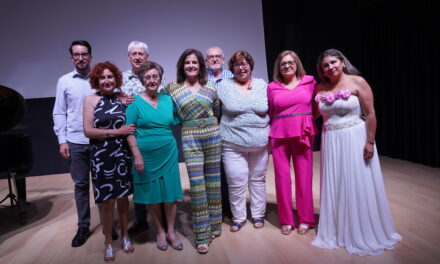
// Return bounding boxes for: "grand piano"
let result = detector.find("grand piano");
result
[0,85,33,224]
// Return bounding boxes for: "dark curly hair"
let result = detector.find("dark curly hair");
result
[89,61,122,90]
[176,48,207,85]
[228,50,254,72]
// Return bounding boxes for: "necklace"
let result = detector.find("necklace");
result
[245,78,253,90]
[236,78,253,90]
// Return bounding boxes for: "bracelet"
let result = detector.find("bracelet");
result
[367,141,375,145]
[129,144,138,148]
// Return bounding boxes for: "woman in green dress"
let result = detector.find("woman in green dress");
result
[126,61,183,251]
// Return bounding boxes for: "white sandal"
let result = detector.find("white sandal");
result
[122,237,135,253]
[197,243,209,254]
[104,244,115,262]
[281,225,293,235]
[297,223,310,235]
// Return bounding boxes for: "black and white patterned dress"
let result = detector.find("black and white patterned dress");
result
[90,92,133,202]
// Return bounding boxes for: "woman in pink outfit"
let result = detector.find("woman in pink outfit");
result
[268,50,318,235]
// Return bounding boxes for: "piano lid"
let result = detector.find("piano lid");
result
[0,85,27,133]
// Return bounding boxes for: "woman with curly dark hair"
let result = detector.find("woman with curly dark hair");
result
[83,61,135,262]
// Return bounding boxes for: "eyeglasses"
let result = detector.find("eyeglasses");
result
[233,62,250,69]
[130,51,146,57]
[72,53,90,59]
[143,74,161,81]
[207,55,223,60]
[280,61,296,68]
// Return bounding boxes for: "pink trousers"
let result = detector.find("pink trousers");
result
[270,136,315,227]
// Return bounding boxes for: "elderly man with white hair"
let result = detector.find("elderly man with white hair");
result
[205,47,233,86]
[205,47,234,219]
[121,41,149,96]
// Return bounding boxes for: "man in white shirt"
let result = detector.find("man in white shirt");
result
[120,41,149,96]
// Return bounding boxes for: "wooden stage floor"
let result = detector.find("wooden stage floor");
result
[1,153,439,264]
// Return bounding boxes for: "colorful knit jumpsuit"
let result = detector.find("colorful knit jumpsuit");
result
[162,82,222,246]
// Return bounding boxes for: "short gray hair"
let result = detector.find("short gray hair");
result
[205,47,224,58]
[137,61,164,86]
[127,41,149,55]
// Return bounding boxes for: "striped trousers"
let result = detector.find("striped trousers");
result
[182,123,222,245]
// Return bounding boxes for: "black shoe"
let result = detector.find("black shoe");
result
[127,221,149,235]
[112,228,119,240]
[71,227,90,247]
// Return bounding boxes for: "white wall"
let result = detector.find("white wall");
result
[0,0,267,99]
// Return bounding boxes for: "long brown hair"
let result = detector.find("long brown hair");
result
[176,48,207,85]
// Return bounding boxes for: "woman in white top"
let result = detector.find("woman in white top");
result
[217,50,270,232]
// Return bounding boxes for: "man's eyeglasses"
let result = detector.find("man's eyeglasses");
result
[72,53,90,59]
[207,55,223,60]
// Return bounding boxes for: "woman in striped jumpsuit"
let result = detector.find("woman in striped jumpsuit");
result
[162,48,221,254]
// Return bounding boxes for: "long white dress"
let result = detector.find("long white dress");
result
[311,93,402,256]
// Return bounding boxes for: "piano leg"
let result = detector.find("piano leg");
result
[14,172,28,224]
[10,172,28,224]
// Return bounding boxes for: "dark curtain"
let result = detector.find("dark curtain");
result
[262,0,439,167]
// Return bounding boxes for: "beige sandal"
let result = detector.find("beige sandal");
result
[167,233,183,250]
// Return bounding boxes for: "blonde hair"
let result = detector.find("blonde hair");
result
[273,50,306,82]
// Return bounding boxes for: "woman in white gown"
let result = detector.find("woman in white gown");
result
[311,49,401,256]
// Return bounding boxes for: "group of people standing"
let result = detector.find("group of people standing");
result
[53,39,401,262]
